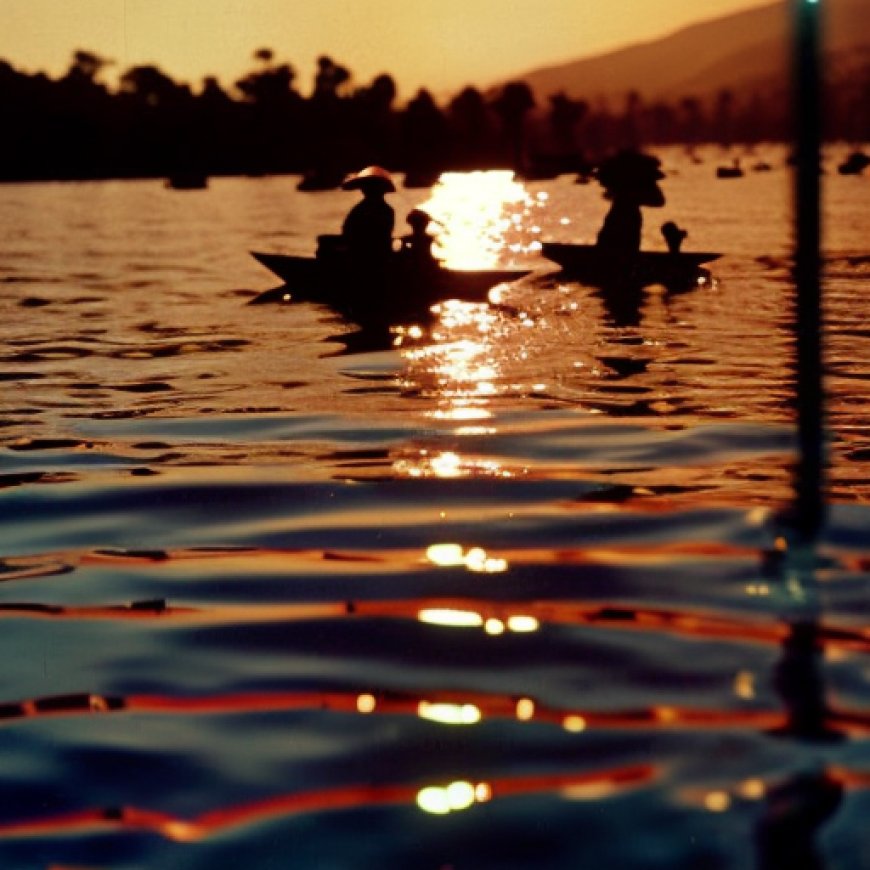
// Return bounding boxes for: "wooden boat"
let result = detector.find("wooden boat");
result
[249,251,530,320]
[716,158,744,179]
[540,242,720,289]
[838,152,870,176]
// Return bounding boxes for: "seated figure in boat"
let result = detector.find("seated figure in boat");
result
[594,150,666,253]
[317,165,396,261]
[660,220,687,254]
[399,208,439,269]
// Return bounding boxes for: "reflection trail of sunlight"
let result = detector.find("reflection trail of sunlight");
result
[0,683,812,734]
[416,780,479,814]
[425,542,509,572]
[6,594,870,660]
[396,302,510,478]
[396,300,533,479]
[0,765,656,841]
[389,182,569,478]
[417,701,482,725]
[417,171,545,269]
[393,449,515,479]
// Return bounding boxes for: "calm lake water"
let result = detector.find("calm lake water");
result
[1,146,869,868]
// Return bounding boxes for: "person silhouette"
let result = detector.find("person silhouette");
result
[340,166,396,259]
[594,150,666,253]
[399,208,438,268]
[660,220,687,253]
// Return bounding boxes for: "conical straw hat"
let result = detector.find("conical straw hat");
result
[341,165,396,192]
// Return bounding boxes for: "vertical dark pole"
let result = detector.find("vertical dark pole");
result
[792,0,825,541]
[755,21,836,870]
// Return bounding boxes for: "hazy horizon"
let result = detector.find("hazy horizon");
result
[1,0,776,99]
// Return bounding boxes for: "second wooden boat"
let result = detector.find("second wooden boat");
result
[541,242,720,289]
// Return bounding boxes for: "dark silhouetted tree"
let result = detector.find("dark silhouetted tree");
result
[401,88,450,182]
[448,86,495,169]
[646,101,679,144]
[298,56,354,184]
[491,81,535,173]
[120,64,188,106]
[548,91,587,154]
[713,88,735,148]
[116,64,194,175]
[235,50,303,172]
[194,76,239,173]
[351,73,398,166]
[621,90,643,149]
[0,44,849,183]
[680,96,706,148]
[51,50,115,176]
[312,55,351,100]
[71,50,110,81]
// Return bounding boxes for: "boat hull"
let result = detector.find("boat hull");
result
[541,242,720,289]
[250,251,529,320]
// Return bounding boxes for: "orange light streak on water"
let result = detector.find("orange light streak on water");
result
[8,594,870,663]
[0,765,658,843]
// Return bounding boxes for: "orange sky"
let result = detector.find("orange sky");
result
[1,0,776,99]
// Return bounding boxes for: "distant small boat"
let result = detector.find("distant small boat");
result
[716,159,744,179]
[249,251,530,322]
[166,172,208,190]
[541,242,720,289]
[838,151,870,176]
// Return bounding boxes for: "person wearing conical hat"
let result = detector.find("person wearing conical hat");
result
[340,166,396,259]
[594,150,666,253]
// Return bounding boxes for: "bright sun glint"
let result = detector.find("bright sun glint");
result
[418,171,544,269]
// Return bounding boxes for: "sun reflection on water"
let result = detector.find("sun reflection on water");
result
[417,701,482,726]
[425,543,509,573]
[391,308,539,475]
[388,173,553,483]
[397,307,505,457]
[393,449,515,479]
[418,170,545,269]
[416,780,485,815]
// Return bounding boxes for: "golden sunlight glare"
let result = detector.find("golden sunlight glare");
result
[419,171,543,269]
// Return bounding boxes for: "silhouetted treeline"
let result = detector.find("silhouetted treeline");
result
[1,49,868,183]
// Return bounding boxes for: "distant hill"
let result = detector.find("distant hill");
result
[506,0,870,105]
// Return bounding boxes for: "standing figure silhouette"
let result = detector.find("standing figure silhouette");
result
[594,150,666,253]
